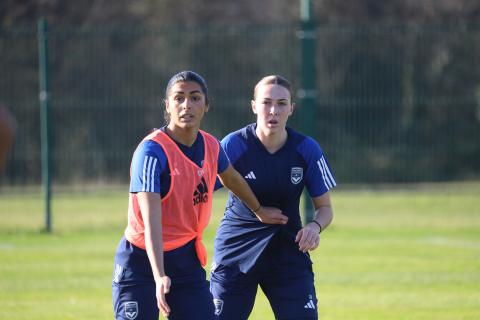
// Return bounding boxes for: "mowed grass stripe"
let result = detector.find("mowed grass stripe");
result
[1,185,479,319]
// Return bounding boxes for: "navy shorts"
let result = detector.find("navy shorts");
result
[210,234,318,320]
[112,237,216,320]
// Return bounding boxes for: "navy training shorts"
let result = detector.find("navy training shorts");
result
[210,233,318,320]
[112,236,216,320]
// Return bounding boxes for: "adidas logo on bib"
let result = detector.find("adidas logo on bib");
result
[193,177,209,205]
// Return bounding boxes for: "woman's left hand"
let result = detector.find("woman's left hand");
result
[295,223,320,253]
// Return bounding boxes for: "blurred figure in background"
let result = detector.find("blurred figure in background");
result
[210,75,336,320]
[0,104,17,173]
[112,71,287,320]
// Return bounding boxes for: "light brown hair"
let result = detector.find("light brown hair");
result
[253,75,293,103]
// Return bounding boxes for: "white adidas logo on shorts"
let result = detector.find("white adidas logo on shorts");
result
[304,299,316,309]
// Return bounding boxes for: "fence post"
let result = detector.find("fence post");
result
[38,18,52,233]
[298,0,317,223]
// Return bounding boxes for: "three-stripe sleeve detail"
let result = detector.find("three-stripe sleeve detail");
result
[142,156,158,192]
[317,156,336,190]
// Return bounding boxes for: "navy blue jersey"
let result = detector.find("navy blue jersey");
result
[130,126,230,197]
[214,124,336,272]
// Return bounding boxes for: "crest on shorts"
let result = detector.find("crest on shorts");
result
[124,301,138,320]
[291,167,303,184]
[213,298,224,316]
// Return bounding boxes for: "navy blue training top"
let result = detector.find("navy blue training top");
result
[130,126,230,196]
[213,124,336,273]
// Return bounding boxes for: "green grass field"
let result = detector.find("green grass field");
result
[1,183,480,319]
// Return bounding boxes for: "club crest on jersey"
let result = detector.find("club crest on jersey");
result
[124,301,138,319]
[291,167,303,184]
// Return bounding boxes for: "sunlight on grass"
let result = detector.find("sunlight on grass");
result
[1,184,479,319]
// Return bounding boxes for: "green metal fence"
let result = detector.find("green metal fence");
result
[1,23,479,186]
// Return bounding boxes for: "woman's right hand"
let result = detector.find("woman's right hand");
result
[156,275,171,317]
[254,206,288,225]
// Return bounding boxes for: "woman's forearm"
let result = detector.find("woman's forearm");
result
[311,193,334,232]
[313,205,333,232]
[137,192,166,281]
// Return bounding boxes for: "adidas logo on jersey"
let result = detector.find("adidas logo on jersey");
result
[304,299,316,309]
[193,177,209,205]
[244,171,256,179]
